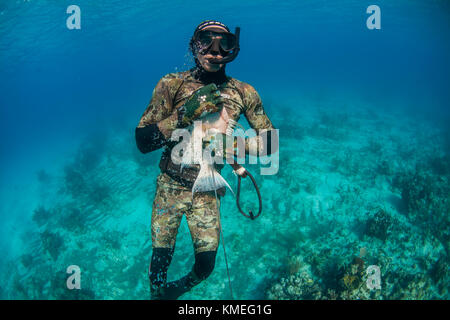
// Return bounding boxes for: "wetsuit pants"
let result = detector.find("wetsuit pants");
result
[148,173,221,296]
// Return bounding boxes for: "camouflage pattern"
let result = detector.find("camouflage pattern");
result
[179,83,222,126]
[138,71,274,138]
[139,70,275,252]
[151,173,221,254]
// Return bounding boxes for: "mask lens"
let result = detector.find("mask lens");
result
[220,33,236,51]
[197,31,214,48]
[196,31,236,51]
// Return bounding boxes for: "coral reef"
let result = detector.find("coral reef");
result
[1,100,449,300]
[40,230,64,261]
[392,168,450,254]
[266,256,382,300]
[365,208,392,241]
[32,206,52,227]
[266,268,323,300]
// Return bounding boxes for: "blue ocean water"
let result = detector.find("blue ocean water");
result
[0,0,449,299]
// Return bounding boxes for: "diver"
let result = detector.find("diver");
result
[135,20,277,300]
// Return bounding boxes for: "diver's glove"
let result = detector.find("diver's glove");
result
[178,83,223,127]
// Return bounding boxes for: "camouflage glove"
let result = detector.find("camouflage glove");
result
[178,83,223,127]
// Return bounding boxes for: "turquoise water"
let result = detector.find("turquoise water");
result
[0,0,449,299]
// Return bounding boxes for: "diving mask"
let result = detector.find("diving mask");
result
[196,30,238,52]
[193,27,241,64]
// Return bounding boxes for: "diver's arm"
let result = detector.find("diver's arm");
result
[135,114,179,153]
[135,76,182,153]
[243,85,278,156]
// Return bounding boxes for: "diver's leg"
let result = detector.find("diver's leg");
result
[188,191,221,254]
[162,191,220,299]
[149,175,187,299]
[149,247,174,299]
[193,250,217,280]
[162,250,217,300]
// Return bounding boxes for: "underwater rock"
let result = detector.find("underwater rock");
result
[428,154,450,176]
[32,206,52,227]
[392,169,447,220]
[365,208,392,241]
[63,166,87,196]
[392,169,449,253]
[377,159,392,176]
[20,254,34,268]
[59,208,86,231]
[304,180,317,194]
[102,230,123,250]
[430,255,449,284]
[74,134,108,173]
[392,273,430,299]
[307,251,345,292]
[88,182,111,204]
[398,172,433,215]
[40,230,64,261]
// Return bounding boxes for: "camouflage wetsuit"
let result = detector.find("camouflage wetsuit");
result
[135,67,275,299]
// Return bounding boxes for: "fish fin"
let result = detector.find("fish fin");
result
[192,164,234,196]
[180,127,201,168]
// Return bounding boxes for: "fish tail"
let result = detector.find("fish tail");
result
[192,163,234,196]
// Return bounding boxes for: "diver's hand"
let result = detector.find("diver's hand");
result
[178,83,223,127]
[231,163,248,178]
